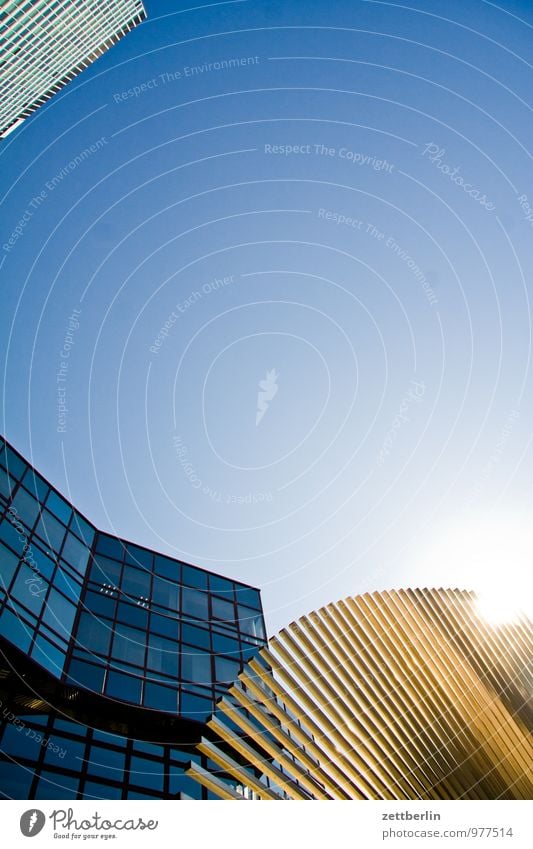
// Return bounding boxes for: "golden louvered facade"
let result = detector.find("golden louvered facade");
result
[187,588,533,800]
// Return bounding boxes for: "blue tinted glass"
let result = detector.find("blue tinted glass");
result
[75,612,112,655]
[0,467,16,500]
[35,510,66,553]
[105,671,142,703]
[88,745,125,779]
[0,760,34,798]
[154,555,180,580]
[0,542,19,591]
[146,633,178,676]
[0,518,26,555]
[121,566,151,598]
[182,564,208,589]
[234,586,262,609]
[70,512,95,547]
[181,648,212,685]
[111,624,145,666]
[129,756,164,791]
[92,729,126,746]
[209,574,235,597]
[29,546,56,581]
[181,587,208,619]
[30,635,66,676]
[132,740,165,756]
[181,622,210,649]
[61,533,90,575]
[95,534,124,560]
[82,780,122,799]
[211,632,241,656]
[0,722,43,760]
[124,545,153,569]
[22,470,49,503]
[180,691,212,722]
[11,564,48,615]
[11,487,40,529]
[53,718,84,734]
[0,608,32,651]
[149,611,179,640]
[65,659,105,693]
[83,589,117,618]
[116,600,149,629]
[212,596,236,623]
[42,588,76,637]
[35,770,79,799]
[54,564,82,603]
[241,643,261,662]
[89,555,122,586]
[238,606,266,640]
[45,490,72,525]
[43,735,85,769]
[168,765,203,798]
[215,656,241,684]
[2,446,26,481]
[152,575,179,611]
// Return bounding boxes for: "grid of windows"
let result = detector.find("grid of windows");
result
[0,0,146,138]
[0,436,266,725]
[0,712,208,800]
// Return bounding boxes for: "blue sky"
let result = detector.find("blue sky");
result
[1,0,532,633]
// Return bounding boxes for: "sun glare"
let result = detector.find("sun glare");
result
[420,516,532,625]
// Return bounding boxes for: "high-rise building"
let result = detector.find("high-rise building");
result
[0,0,146,138]
[0,435,266,799]
[187,589,533,800]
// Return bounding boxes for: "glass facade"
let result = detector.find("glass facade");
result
[0,436,266,799]
[1,0,146,138]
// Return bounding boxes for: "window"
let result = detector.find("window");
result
[11,487,40,529]
[35,771,79,799]
[151,575,179,611]
[0,760,33,799]
[181,622,210,649]
[11,563,48,616]
[1,446,26,480]
[215,656,241,684]
[142,681,177,712]
[21,470,48,503]
[182,564,208,589]
[65,659,105,693]
[44,735,85,769]
[70,512,94,547]
[0,466,15,501]
[238,606,266,640]
[0,607,33,651]
[121,565,151,598]
[82,780,122,800]
[146,633,178,676]
[179,692,212,723]
[212,596,236,624]
[235,586,262,609]
[111,623,145,666]
[89,555,122,587]
[30,635,66,676]
[181,648,211,685]
[75,612,112,655]
[54,564,82,603]
[124,545,153,569]
[105,670,142,703]
[182,587,208,619]
[149,611,179,640]
[154,555,180,581]
[129,756,164,791]
[209,574,235,598]
[116,600,149,629]
[61,532,90,574]
[0,542,19,591]
[212,631,240,656]
[42,588,76,636]
[82,588,117,619]
[94,534,124,560]
[45,490,72,525]
[0,722,43,760]
[35,510,66,553]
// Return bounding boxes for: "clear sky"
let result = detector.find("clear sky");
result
[1,0,532,634]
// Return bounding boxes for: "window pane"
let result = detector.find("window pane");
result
[179,691,212,723]
[0,467,15,501]
[11,563,48,615]
[83,588,117,618]
[105,670,142,703]
[75,612,112,655]
[149,611,179,640]
[89,555,122,587]
[116,600,149,629]
[70,512,95,547]
[181,587,208,620]
[95,534,124,560]
[209,574,235,598]
[0,542,19,591]
[35,771,79,799]
[88,746,125,780]
[124,545,153,569]
[181,648,211,685]
[182,564,208,589]
[212,596,236,624]
[0,722,43,760]
[45,490,72,525]
[42,589,76,637]
[235,586,262,609]
[44,736,85,770]
[82,780,122,800]
[143,682,178,712]
[0,760,34,799]
[121,566,151,598]
[129,756,164,791]
[31,635,66,675]
[152,575,179,611]
[154,554,180,581]
[111,624,145,666]
[211,631,240,657]
[54,564,82,603]
[146,633,178,676]
[181,623,210,649]
[65,659,105,693]
[61,533,90,575]
[35,510,66,553]
[0,607,33,651]
[11,487,40,529]
[238,606,266,640]
[1,446,26,480]
[215,656,241,684]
